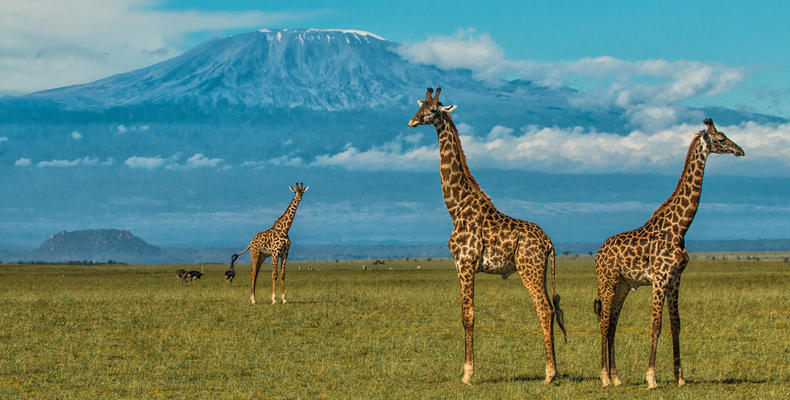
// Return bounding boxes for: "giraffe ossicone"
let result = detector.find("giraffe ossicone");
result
[594,119,743,389]
[409,88,567,385]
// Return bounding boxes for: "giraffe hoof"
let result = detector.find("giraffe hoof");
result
[281,298,288,304]
[601,373,611,388]
[678,378,686,387]
[460,378,472,386]
[646,369,657,390]
[612,376,622,387]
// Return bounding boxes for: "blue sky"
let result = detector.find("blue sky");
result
[2,1,789,117]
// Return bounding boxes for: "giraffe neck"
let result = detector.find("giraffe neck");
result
[434,115,493,221]
[273,195,301,232]
[649,134,709,236]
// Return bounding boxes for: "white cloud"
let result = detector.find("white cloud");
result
[14,158,31,166]
[71,131,82,140]
[36,156,113,167]
[395,29,504,72]
[125,155,168,170]
[266,155,304,167]
[397,32,745,131]
[0,1,317,94]
[241,160,267,169]
[125,153,223,170]
[311,138,436,171]
[308,121,790,175]
[241,155,304,168]
[37,159,79,168]
[116,124,150,134]
[168,153,223,169]
[0,137,8,143]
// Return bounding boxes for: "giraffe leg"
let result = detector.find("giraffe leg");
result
[280,254,288,304]
[646,281,669,390]
[456,261,476,385]
[597,291,613,387]
[667,277,685,386]
[250,252,263,305]
[271,256,279,305]
[517,264,557,385]
[607,281,631,387]
[596,264,618,387]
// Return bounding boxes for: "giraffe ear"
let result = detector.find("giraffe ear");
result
[303,186,309,192]
[441,104,457,113]
[289,186,295,192]
[417,100,424,106]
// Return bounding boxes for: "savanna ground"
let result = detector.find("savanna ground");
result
[0,254,788,399]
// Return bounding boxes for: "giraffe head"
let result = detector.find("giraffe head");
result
[408,87,458,127]
[289,182,309,200]
[700,118,745,157]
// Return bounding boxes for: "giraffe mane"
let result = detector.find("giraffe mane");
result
[444,113,493,205]
[650,132,705,219]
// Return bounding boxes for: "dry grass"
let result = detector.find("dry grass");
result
[0,256,788,399]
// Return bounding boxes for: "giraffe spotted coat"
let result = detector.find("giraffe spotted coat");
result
[231,183,308,305]
[409,88,566,385]
[594,119,744,389]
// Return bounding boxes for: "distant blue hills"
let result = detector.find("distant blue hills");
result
[0,28,787,251]
[0,229,787,265]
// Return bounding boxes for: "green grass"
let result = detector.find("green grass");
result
[0,257,788,399]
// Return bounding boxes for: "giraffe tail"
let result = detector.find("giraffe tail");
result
[548,242,567,343]
[230,245,251,272]
[594,298,602,319]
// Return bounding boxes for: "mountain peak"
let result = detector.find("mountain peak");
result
[257,28,387,41]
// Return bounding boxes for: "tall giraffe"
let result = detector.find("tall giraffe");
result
[594,119,744,389]
[231,183,308,305]
[409,88,566,385]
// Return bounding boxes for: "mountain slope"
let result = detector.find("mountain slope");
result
[30,229,163,262]
[26,29,471,111]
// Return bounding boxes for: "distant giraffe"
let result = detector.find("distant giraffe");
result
[231,183,308,304]
[409,88,566,385]
[594,119,744,389]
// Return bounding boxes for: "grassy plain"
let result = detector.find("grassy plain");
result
[0,256,788,399]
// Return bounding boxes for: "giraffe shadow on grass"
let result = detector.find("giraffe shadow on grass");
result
[480,373,599,384]
[686,378,769,385]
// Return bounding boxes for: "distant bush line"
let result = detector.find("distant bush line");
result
[1,260,126,266]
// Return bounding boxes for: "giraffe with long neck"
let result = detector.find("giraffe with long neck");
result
[409,88,566,385]
[594,119,744,389]
[231,183,308,305]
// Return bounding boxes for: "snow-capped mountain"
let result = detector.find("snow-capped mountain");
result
[28,29,439,111]
[4,28,783,130]
[6,28,631,131]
